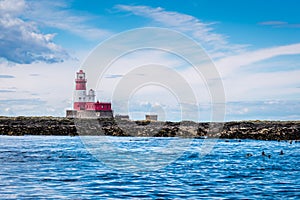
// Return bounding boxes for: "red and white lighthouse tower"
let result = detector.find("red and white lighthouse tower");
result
[67,69,113,118]
[73,70,87,110]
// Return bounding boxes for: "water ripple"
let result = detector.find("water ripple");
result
[0,136,299,199]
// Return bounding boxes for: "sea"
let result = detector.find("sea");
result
[0,135,299,199]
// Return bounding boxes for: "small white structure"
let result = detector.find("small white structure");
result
[115,115,130,120]
[145,114,158,121]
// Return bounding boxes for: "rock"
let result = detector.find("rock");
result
[0,116,299,140]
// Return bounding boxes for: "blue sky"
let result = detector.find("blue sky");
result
[0,0,300,121]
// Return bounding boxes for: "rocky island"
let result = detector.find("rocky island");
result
[0,116,299,140]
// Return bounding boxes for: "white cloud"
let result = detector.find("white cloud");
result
[115,4,247,58]
[259,21,287,26]
[216,43,300,76]
[259,21,300,28]
[225,100,300,121]
[172,41,300,106]
[0,0,25,14]
[212,45,300,103]
[0,59,80,116]
[0,0,68,64]
[25,0,112,40]
[0,0,112,64]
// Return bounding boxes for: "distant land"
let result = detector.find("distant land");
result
[0,116,299,141]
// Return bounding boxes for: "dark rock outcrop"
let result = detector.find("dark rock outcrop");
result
[0,116,77,136]
[0,116,299,140]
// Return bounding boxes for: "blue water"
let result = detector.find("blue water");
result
[0,136,299,199]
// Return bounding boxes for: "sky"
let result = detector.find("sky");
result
[0,0,300,121]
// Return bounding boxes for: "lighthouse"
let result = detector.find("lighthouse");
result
[73,70,87,110]
[66,69,113,118]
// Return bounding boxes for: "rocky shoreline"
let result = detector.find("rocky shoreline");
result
[0,116,299,140]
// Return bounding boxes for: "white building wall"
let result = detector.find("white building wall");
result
[74,90,86,102]
[87,89,95,102]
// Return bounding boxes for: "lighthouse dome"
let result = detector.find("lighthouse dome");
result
[88,89,95,95]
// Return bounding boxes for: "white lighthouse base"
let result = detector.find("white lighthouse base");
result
[66,110,113,118]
